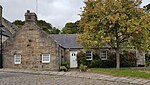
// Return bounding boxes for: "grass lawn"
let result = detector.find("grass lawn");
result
[89,68,150,79]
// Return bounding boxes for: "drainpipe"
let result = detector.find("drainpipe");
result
[0,25,3,68]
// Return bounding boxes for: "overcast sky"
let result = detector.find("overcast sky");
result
[0,0,149,29]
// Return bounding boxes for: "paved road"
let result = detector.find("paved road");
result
[0,72,135,85]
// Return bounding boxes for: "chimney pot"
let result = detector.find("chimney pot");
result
[27,10,30,13]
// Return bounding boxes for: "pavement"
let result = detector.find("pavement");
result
[0,68,150,85]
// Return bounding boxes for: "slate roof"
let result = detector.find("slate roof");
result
[0,25,11,37]
[49,34,83,49]
[2,18,19,37]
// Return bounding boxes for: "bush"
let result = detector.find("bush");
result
[77,51,87,66]
[60,66,68,72]
[61,61,69,69]
[79,64,88,71]
[77,51,137,68]
[108,52,137,67]
[89,54,102,68]
[120,52,137,67]
[77,52,102,68]
[146,54,150,66]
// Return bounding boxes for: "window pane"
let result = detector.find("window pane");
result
[86,51,93,60]
[42,54,50,63]
[86,51,92,56]
[100,51,107,60]
[86,57,92,60]
[14,54,21,64]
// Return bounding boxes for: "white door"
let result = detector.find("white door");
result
[70,51,78,68]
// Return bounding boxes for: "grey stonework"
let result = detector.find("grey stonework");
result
[3,11,59,71]
[136,50,146,66]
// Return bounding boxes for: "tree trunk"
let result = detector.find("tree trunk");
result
[116,47,120,69]
[116,36,120,69]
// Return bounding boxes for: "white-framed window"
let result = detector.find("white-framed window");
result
[14,54,21,64]
[100,51,108,60]
[86,51,93,60]
[42,53,50,63]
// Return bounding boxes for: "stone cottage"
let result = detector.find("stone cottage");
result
[3,10,60,70]
[2,10,147,71]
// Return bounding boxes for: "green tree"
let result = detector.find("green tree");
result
[37,20,60,34]
[78,0,150,69]
[12,20,24,28]
[13,20,60,34]
[61,21,82,34]
[49,27,60,34]
[144,3,150,13]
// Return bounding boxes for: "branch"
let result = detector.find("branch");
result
[107,42,116,49]
[119,27,141,43]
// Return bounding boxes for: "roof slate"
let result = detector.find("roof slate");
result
[49,34,83,49]
[2,18,19,37]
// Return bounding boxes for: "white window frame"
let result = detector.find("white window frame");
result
[14,54,21,64]
[42,53,50,63]
[100,51,108,60]
[86,51,93,60]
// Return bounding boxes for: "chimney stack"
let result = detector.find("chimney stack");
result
[0,5,2,26]
[25,10,37,23]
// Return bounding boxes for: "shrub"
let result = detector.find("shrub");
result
[120,52,137,67]
[77,51,136,68]
[60,66,68,72]
[61,61,69,69]
[146,54,150,66]
[77,51,87,67]
[89,54,102,68]
[79,64,88,71]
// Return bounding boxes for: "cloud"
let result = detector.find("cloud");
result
[2,0,148,29]
[1,0,84,29]
[141,0,150,7]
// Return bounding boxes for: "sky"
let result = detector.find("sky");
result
[0,0,149,29]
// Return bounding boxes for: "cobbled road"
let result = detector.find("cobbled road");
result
[0,72,135,85]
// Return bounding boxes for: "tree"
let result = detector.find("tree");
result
[49,27,60,34]
[61,21,83,34]
[13,20,60,34]
[78,0,150,69]
[144,3,150,13]
[12,20,24,28]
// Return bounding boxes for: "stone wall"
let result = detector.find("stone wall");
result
[136,50,145,66]
[3,21,60,71]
